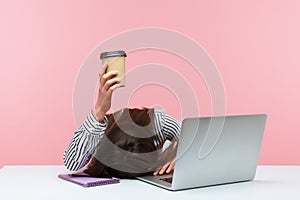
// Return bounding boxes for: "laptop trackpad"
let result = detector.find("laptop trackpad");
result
[159,176,173,184]
[137,174,173,189]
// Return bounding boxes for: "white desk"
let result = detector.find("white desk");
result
[0,166,299,200]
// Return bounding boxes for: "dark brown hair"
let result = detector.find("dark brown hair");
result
[84,108,176,179]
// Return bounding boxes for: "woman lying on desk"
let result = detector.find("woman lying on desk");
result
[63,63,181,178]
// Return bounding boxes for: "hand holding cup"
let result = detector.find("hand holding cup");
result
[94,63,122,122]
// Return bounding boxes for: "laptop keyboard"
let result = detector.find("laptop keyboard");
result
[160,177,173,184]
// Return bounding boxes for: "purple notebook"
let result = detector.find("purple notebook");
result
[58,173,120,187]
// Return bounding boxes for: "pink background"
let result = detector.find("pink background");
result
[1,0,299,167]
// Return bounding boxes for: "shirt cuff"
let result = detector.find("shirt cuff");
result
[82,110,108,133]
[90,110,108,126]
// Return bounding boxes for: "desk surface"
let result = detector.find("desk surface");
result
[0,166,299,200]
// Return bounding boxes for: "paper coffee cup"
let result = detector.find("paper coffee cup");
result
[100,50,127,87]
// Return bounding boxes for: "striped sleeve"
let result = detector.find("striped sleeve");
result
[63,110,108,171]
[162,113,181,141]
[154,110,181,142]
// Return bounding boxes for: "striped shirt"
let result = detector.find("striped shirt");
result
[63,109,181,171]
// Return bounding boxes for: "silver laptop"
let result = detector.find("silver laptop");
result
[137,114,267,191]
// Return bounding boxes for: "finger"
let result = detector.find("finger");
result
[107,82,122,93]
[153,169,159,176]
[166,159,176,173]
[153,167,163,176]
[101,70,118,82]
[103,77,120,91]
[159,162,171,175]
[100,71,118,87]
[100,62,109,77]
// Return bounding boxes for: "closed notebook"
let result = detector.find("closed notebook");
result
[58,173,120,187]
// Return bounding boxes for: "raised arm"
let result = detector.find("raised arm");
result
[63,63,122,171]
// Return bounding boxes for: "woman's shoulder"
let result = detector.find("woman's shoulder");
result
[154,108,166,117]
[154,108,181,125]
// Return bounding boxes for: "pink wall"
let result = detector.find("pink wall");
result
[1,0,299,167]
